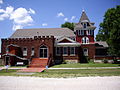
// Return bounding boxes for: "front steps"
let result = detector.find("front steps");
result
[18,58,48,72]
[29,58,48,68]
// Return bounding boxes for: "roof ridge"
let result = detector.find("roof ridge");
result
[16,28,69,30]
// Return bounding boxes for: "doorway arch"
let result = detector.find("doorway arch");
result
[39,45,48,58]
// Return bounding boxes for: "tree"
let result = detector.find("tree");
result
[61,22,74,31]
[96,5,120,56]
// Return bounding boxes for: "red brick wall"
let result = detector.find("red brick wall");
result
[1,36,55,60]
[81,44,95,59]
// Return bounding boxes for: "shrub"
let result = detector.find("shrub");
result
[102,59,108,63]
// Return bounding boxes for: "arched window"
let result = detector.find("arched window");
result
[39,45,48,58]
[82,37,89,44]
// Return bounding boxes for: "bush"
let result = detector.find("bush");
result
[102,59,108,63]
[113,59,120,64]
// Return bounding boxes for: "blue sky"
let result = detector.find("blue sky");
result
[0,0,119,52]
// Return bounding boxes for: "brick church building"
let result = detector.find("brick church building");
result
[1,11,110,67]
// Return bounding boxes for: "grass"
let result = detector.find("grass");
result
[0,68,120,78]
[51,63,120,68]
[35,69,120,78]
[0,63,120,78]
[0,69,18,76]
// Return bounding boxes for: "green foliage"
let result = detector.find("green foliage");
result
[102,58,108,64]
[96,5,120,56]
[61,22,74,31]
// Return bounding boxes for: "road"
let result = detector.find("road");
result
[0,76,120,90]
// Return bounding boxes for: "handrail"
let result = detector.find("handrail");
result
[47,54,52,67]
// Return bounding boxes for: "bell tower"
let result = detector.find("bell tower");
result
[74,10,96,44]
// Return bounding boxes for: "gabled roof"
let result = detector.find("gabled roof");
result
[57,37,76,43]
[10,28,75,38]
[95,41,108,47]
[79,10,90,22]
[55,36,80,47]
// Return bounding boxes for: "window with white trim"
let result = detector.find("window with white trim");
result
[63,47,68,56]
[70,47,75,56]
[88,30,90,35]
[56,47,61,56]
[82,37,89,44]
[78,30,84,35]
[23,47,27,56]
[81,30,84,35]
[90,30,94,35]
[83,23,87,28]
[31,47,34,56]
[83,48,88,56]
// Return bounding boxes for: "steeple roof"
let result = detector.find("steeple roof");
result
[79,10,90,22]
[74,10,96,30]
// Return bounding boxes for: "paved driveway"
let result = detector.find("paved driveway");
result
[0,76,120,90]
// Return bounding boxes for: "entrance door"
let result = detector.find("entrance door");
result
[5,56,9,65]
[39,46,48,58]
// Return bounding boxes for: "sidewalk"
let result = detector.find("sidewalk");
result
[49,67,120,69]
[0,66,120,70]
[0,66,26,70]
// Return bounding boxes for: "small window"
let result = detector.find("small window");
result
[23,47,27,56]
[83,23,87,28]
[88,30,90,35]
[70,47,75,56]
[90,30,94,35]
[56,47,61,56]
[81,30,84,35]
[83,48,88,56]
[63,47,68,56]
[31,47,34,56]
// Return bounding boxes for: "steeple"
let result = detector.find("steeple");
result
[79,10,90,22]
[75,10,96,44]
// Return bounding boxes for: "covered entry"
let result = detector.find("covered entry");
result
[39,45,48,58]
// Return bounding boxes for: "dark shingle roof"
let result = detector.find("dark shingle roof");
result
[74,11,96,30]
[79,11,90,22]
[10,28,75,38]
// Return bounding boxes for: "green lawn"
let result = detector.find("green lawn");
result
[0,69,120,78]
[35,69,120,78]
[0,69,18,76]
[51,63,120,68]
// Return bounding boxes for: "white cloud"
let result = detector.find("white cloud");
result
[57,12,64,17]
[12,24,23,31]
[42,23,48,26]
[71,16,76,21]
[0,8,4,13]
[6,6,14,14]
[0,6,13,20]
[29,8,35,14]
[0,0,3,4]
[0,13,9,20]
[0,6,35,30]
[64,18,68,21]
